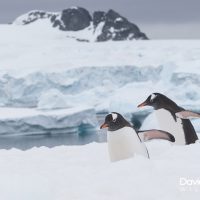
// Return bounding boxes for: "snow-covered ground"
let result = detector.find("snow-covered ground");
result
[0,15,200,200]
[0,141,199,200]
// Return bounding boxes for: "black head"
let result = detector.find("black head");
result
[100,112,132,131]
[137,93,179,111]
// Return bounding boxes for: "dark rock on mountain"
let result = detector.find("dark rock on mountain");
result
[96,9,148,41]
[58,7,92,31]
[14,7,148,41]
[93,11,106,27]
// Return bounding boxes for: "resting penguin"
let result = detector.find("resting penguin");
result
[100,112,175,162]
[137,93,199,145]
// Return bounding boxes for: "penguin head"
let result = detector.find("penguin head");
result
[100,112,132,131]
[137,93,178,110]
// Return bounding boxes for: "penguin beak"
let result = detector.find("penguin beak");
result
[137,101,148,108]
[100,123,109,129]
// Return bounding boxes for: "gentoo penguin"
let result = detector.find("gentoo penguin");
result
[100,112,175,162]
[137,93,199,145]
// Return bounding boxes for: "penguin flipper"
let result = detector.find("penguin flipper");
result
[176,110,200,119]
[138,129,175,142]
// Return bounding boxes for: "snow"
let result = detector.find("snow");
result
[192,119,200,132]
[93,21,105,40]
[0,141,199,200]
[37,89,73,109]
[0,23,200,133]
[0,24,200,112]
[115,17,123,22]
[1,23,200,74]
[70,6,78,10]
[13,10,57,25]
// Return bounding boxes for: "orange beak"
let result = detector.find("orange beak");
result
[137,101,148,108]
[100,123,109,129]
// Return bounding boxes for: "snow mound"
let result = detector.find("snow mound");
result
[0,142,199,200]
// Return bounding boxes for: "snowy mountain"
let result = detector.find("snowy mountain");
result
[13,7,148,42]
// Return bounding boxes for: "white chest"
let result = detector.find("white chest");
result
[155,109,185,145]
[107,127,148,162]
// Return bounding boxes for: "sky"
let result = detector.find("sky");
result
[0,0,200,39]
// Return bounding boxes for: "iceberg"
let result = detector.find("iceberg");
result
[0,107,98,136]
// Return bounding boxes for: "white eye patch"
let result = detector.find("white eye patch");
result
[111,113,118,121]
[150,93,157,101]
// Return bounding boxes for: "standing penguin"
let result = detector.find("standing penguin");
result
[137,93,199,145]
[100,112,174,162]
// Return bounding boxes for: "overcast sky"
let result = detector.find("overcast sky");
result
[0,0,200,39]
